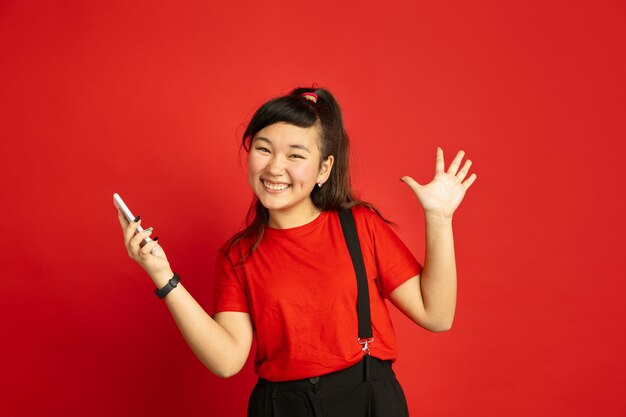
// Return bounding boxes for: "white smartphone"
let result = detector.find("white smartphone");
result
[113,193,157,254]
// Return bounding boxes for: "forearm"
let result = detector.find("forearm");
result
[420,214,457,330]
[150,270,244,378]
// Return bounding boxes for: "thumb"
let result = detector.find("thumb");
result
[400,176,422,191]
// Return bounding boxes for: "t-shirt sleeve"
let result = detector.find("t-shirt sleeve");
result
[213,250,250,314]
[359,207,423,298]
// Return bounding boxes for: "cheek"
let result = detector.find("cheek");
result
[247,154,263,175]
[292,164,319,185]
[247,155,262,186]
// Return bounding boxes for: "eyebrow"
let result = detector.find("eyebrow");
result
[255,136,311,153]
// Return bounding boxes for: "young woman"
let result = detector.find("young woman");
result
[116,87,477,417]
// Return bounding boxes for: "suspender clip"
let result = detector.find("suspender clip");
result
[358,337,374,355]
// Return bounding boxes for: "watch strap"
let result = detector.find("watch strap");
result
[154,273,181,299]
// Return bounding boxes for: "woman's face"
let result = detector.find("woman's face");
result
[247,122,333,227]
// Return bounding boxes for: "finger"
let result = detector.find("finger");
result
[139,237,160,257]
[447,150,465,176]
[149,240,167,258]
[129,227,153,252]
[456,159,472,181]
[400,176,422,192]
[463,173,477,190]
[435,147,445,173]
[124,216,142,246]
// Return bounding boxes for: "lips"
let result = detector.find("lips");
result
[262,179,291,191]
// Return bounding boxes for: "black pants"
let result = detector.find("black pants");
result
[248,356,410,417]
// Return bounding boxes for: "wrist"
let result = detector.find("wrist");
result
[154,273,180,299]
[150,268,175,288]
[424,211,453,224]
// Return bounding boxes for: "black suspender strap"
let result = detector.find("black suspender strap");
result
[338,207,374,354]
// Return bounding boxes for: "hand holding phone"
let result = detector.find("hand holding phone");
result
[114,193,173,290]
[114,193,158,255]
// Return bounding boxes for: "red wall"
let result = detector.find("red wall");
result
[1,1,624,416]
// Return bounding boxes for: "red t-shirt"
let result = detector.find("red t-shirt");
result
[213,205,423,382]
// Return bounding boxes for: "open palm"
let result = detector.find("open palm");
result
[401,148,477,219]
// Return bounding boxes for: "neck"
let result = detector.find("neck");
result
[268,204,322,229]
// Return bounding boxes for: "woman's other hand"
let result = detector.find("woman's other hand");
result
[401,147,477,220]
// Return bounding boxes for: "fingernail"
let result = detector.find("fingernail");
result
[145,227,153,233]
[153,236,159,242]
[133,215,141,223]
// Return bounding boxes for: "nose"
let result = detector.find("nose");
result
[266,154,286,176]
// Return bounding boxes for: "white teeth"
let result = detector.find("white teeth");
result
[263,180,290,191]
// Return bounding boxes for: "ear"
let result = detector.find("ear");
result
[318,155,334,185]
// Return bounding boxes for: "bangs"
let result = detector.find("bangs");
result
[243,96,319,151]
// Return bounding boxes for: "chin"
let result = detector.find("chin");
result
[255,194,285,211]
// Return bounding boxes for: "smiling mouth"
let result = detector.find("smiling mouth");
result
[262,179,291,191]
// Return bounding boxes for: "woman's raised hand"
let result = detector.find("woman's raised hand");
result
[401,147,477,220]
[116,208,172,281]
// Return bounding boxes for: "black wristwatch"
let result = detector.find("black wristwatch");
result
[154,273,181,299]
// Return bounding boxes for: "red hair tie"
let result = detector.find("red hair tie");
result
[301,92,318,103]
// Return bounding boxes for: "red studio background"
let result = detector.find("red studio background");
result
[1,1,624,416]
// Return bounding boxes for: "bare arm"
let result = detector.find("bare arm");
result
[153,269,253,378]
[117,208,252,378]
[391,148,476,332]
[389,214,456,332]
